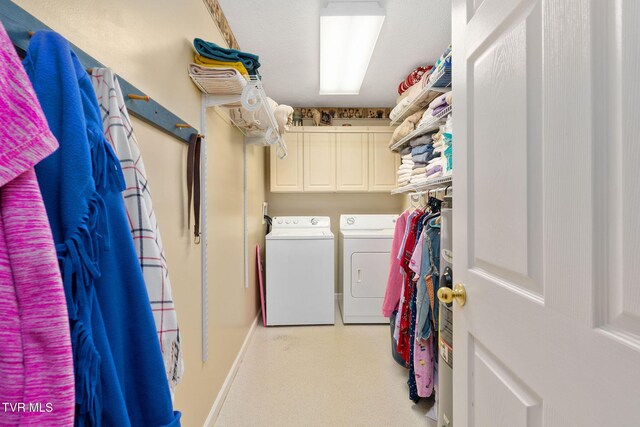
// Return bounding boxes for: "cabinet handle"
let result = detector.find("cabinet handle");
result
[357,268,362,283]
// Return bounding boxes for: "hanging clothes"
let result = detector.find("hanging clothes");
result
[91,68,183,394]
[24,31,180,426]
[0,22,75,425]
[397,210,423,364]
[384,197,443,404]
[382,209,410,317]
[409,229,435,398]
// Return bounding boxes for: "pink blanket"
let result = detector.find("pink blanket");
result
[0,22,74,425]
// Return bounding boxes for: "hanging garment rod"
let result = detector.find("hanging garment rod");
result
[0,0,198,144]
[409,185,452,201]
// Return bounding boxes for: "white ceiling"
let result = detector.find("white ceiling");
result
[217,0,451,107]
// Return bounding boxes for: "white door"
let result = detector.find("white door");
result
[453,0,640,425]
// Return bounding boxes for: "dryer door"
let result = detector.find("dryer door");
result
[351,252,389,298]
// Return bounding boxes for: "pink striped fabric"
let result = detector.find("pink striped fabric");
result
[0,22,74,426]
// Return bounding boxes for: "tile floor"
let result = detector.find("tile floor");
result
[215,308,436,426]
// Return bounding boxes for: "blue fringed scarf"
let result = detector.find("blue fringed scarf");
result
[24,31,181,427]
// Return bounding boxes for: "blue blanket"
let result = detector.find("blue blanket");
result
[411,144,433,156]
[412,151,438,164]
[409,133,434,147]
[194,38,260,75]
[25,31,180,427]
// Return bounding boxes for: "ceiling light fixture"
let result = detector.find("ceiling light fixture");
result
[320,1,385,95]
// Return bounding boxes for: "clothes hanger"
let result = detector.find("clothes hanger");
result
[410,194,420,210]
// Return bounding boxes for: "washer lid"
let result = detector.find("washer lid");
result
[340,229,395,239]
[267,228,334,240]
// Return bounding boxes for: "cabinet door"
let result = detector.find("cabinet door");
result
[336,132,368,192]
[303,132,336,192]
[270,132,303,192]
[368,132,400,191]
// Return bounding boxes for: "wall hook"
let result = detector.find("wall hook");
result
[176,123,191,129]
[28,31,34,37]
[128,94,150,102]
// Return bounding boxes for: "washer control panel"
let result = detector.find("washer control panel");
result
[272,216,331,229]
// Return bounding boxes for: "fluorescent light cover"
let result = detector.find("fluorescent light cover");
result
[320,2,385,95]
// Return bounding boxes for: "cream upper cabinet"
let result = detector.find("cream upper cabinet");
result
[303,132,336,192]
[368,131,399,192]
[336,132,368,192]
[270,132,303,192]
[269,126,399,193]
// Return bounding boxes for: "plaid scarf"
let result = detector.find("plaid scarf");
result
[91,68,183,393]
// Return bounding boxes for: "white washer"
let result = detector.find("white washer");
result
[266,216,334,325]
[339,214,398,324]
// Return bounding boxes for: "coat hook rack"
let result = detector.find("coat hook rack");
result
[3,1,198,144]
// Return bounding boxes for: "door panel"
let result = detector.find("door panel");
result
[597,0,640,344]
[303,133,336,192]
[336,132,368,192]
[270,132,303,192]
[470,0,543,297]
[351,252,388,298]
[454,0,640,425]
[471,339,542,427]
[368,132,399,191]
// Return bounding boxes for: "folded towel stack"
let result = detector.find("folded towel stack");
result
[188,63,247,96]
[189,38,259,97]
[397,153,415,186]
[415,92,453,129]
[392,125,448,184]
[389,109,425,146]
[194,38,260,75]
[398,65,433,95]
[389,45,453,124]
[191,39,294,136]
[429,44,452,84]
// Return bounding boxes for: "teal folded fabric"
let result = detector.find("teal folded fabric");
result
[194,38,260,75]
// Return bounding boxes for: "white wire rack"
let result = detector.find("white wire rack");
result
[189,71,288,159]
[392,174,452,195]
[389,105,452,152]
[389,65,452,126]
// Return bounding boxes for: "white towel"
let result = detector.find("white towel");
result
[274,105,294,135]
[188,63,247,95]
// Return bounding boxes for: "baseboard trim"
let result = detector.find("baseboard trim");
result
[203,311,260,427]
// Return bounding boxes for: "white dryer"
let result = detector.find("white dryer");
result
[266,216,334,325]
[339,214,398,324]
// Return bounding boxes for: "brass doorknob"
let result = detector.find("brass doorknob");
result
[437,284,466,307]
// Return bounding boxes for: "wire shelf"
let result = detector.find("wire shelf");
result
[389,64,452,126]
[389,104,452,152]
[391,175,452,194]
[189,70,288,158]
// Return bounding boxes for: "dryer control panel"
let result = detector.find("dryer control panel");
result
[339,214,398,230]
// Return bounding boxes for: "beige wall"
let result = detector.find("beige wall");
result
[14,1,263,426]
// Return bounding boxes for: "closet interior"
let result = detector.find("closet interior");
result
[5,0,634,426]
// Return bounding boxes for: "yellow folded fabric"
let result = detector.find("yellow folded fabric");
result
[194,55,249,76]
